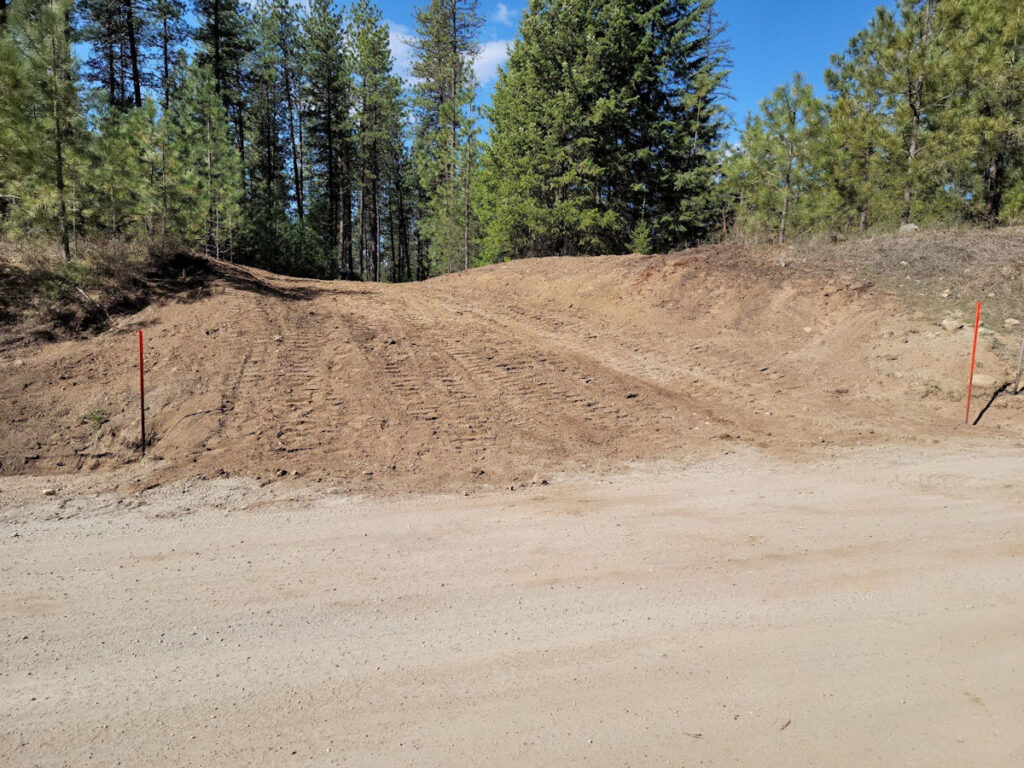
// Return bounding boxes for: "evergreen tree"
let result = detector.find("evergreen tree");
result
[194,0,252,159]
[83,98,160,235]
[480,0,731,261]
[302,0,354,275]
[0,0,82,258]
[77,0,149,108]
[952,0,1024,222]
[351,0,404,281]
[162,62,242,257]
[152,0,188,110]
[268,0,306,222]
[729,74,830,244]
[410,0,482,274]
[242,1,292,271]
[825,25,897,232]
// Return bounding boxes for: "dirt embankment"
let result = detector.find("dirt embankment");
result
[2,236,1023,493]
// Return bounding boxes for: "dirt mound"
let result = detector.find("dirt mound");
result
[2,244,1022,492]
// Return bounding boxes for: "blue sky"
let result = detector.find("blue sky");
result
[381,0,897,133]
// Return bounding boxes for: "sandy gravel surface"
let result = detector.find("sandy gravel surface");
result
[3,443,1022,766]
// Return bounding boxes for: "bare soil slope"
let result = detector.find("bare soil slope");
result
[2,243,1022,492]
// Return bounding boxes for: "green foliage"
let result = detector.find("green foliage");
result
[411,0,482,274]
[83,98,161,236]
[729,74,832,243]
[480,0,731,261]
[162,63,242,257]
[0,0,82,257]
[732,0,1024,241]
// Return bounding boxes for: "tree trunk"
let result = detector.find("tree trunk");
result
[106,43,116,107]
[283,66,304,221]
[126,0,143,108]
[357,187,365,278]
[985,154,1004,222]
[396,154,409,282]
[902,79,922,225]
[161,16,170,111]
[371,149,380,282]
[388,202,397,283]
[212,0,223,96]
[207,111,215,257]
[463,143,471,271]
[341,174,353,273]
[51,31,70,261]
[902,0,931,225]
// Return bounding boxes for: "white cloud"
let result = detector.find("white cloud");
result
[387,21,415,80]
[494,3,513,26]
[386,21,509,87]
[475,39,511,85]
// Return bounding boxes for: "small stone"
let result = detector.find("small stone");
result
[803,326,813,333]
[273,335,283,342]
[940,289,951,298]
[14,359,24,367]
[42,488,57,496]
[1004,318,1020,328]
[899,223,920,234]
[972,374,996,387]
[941,318,963,332]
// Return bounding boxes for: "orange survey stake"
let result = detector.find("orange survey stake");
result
[138,329,146,456]
[965,301,981,425]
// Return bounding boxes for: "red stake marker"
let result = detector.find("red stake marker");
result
[138,329,146,456]
[965,301,981,425]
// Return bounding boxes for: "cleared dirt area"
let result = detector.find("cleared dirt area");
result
[2,237,1024,764]
[3,241,1024,492]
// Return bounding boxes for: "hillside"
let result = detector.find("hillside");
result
[3,233,1023,493]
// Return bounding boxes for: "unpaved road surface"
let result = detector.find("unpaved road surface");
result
[3,443,1023,766]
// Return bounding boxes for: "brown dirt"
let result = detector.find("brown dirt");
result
[2,240,1024,493]
[3,235,1024,766]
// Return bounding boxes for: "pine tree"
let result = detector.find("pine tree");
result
[410,0,482,274]
[351,0,404,281]
[302,0,354,275]
[77,0,150,108]
[243,2,291,270]
[825,25,897,232]
[162,62,242,257]
[730,74,830,244]
[480,0,731,261]
[268,0,305,222]
[151,0,188,110]
[194,0,252,159]
[83,99,160,235]
[951,0,1024,222]
[0,0,82,258]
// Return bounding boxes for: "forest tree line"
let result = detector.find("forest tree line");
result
[1,0,1023,282]
[730,0,1024,243]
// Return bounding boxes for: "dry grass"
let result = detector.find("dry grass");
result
[0,237,202,346]
[774,225,1024,330]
